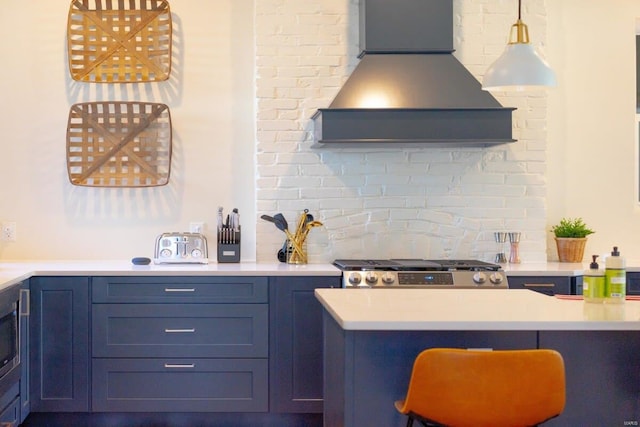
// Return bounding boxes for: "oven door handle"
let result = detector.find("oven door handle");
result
[19,289,29,316]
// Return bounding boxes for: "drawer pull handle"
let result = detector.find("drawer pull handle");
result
[523,283,556,288]
[164,288,196,293]
[164,363,195,369]
[165,328,196,333]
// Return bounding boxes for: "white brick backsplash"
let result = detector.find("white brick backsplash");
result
[256,0,549,263]
[278,176,322,188]
[258,188,299,200]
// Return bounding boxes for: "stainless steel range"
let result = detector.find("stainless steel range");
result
[333,259,508,289]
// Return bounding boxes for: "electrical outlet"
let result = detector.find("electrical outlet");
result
[189,222,205,234]
[1,222,16,242]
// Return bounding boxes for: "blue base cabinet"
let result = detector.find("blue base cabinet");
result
[539,331,640,425]
[23,274,338,426]
[0,383,20,427]
[269,276,339,413]
[322,312,537,427]
[92,358,268,412]
[626,272,640,295]
[91,276,269,413]
[30,277,90,413]
[508,275,579,295]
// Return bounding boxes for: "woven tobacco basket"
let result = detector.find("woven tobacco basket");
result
[67,0,172,83]
[66,102,172,187]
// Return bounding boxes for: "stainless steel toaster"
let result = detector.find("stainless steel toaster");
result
[154,232,209,264]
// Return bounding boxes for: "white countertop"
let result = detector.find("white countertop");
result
[504,261,640,275]
[502,262,587,276]
[314,288,640,331]
[0,260,341,291]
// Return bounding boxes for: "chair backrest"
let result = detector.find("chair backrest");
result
[396,348,566,427]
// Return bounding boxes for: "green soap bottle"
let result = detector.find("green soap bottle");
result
[605,246,626,304]
[583,255,605,303]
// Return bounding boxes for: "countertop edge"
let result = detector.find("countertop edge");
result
[314,288,640,331]
[0,261,341,291]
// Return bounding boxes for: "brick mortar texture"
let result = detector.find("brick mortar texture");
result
[256,0,549,263]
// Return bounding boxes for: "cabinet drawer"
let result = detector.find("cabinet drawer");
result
[0,396,19,427]
[92,276,268,303]
[92,358,268,412]
[93,304,268,357]
[507,276,573,295]
[0,382,19,426]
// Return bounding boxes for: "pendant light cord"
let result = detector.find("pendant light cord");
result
[518,0,522,21]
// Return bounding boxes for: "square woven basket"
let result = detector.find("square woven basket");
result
[66,102,172,187]
[67,0,172,83]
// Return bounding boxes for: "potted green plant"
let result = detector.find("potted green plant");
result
[551,217,595,262]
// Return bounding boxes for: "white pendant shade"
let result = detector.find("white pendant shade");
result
[482,43,557,91]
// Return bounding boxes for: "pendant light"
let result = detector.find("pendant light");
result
[482,0,556,91]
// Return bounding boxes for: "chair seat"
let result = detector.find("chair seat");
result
[394,348,566,427]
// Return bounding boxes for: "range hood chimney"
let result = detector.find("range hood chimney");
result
[312,0,515,146]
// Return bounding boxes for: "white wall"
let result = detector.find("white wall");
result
[2,1,640,264]
[0,1,257,260]
[547,0,640,261]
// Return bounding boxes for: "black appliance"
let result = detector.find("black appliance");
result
[0,283,21,397]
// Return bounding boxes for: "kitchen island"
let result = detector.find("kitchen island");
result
[315,288,640,427]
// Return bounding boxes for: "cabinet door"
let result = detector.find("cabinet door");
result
[30,277,90,412]
[269,276,340,413]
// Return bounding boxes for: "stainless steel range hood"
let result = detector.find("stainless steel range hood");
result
[312,0,515,147]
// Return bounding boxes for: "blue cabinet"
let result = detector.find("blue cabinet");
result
[0,383,20,427]
[269,276,340,413]
[539,331,640,425]
[322,312,538,427]
[29,277,90,412]
[91,276,269,413]
[92,304,268,358]
[508,275,576,295]
[626,272,640,295]
[92,276,268,303]
[93,358,268,413]
[22,273,335,425]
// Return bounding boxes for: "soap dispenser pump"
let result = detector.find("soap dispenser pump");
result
[583,255,605,304]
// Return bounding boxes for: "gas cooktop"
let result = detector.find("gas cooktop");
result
[333,259,507,289]
[333,259,502,272]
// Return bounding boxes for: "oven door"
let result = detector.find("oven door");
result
[0,284,21,397]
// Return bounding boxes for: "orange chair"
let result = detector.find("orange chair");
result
[394,348,565,427]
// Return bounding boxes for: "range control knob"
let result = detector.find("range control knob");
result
[365,271,378,285]
[348,273,362,286]
[473,272,487,285]
[381,272,395,285]
[489,273,505,285]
